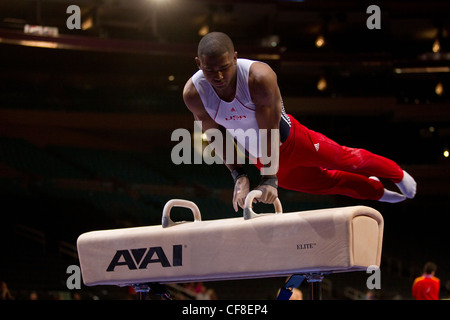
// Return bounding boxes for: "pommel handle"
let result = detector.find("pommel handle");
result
[243,190,283,220]
[162,199,202,228]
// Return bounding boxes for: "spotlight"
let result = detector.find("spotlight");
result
[315,35,325,48]
[432,38,440,53]
[261,35,280,48]
[82,16,94,30]
[317,76,327,91]
[435,82,443,96]
[198,25,209,37]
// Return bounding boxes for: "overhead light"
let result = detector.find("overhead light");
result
[317,76,327,91]
[82,16,94,30]
[261,35,280,48]
[394,66,450,74]
[432,38,440,53]
[443,149,449,158]
[315,35,325,48]
[168,75,175,82]
[435,82,444,96]
[255,54,281,60]
[19,40,58,49]
[198,25,209,37]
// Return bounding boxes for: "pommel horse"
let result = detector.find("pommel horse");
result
[77,190,383,300]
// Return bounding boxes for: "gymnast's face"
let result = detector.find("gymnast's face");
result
[196,51,237,92]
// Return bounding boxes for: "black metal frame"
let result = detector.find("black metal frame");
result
[276,273,325,300]
[133,273,326,301]
[133,283,172,300]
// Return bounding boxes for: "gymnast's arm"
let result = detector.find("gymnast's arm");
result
[183,79,251,212]
[248,62,282,204]
[183,77,241,171]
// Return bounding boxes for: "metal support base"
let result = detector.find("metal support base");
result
[133,284,150,300]
[306,274,324,300]
[277,273,324,300]
[132,283,172,300]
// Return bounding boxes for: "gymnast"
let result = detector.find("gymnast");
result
[182,32,417,211]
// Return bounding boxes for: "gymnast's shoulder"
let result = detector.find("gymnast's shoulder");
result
[183,77,203,111]
[248,61,279,93]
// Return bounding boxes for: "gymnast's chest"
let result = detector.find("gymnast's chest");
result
[213,99,258,130]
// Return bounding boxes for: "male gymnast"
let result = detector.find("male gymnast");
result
[183,32,417,211]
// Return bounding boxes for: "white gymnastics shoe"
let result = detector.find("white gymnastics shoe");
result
[369,176,407,203]
[378,188,407,203]
[395,170,417,199]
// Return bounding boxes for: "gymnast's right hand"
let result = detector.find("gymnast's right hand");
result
[232,176,250,212]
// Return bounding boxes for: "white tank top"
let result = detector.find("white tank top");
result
[192,58,288,158]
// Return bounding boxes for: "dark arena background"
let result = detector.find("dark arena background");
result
[0,0,449,301]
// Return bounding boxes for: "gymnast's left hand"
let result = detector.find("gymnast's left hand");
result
[255,184,278,204]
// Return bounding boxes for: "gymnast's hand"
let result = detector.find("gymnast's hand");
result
[255,184,278,204]
[255,175,278,204]
[233,176,250,212]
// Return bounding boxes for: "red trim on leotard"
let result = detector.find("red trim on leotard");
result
[213,100,221,121]
[235,97,255,111]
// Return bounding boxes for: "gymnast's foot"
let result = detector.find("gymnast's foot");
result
[378,188,407,203]
[369,176,407,203]
[396,170,417,199]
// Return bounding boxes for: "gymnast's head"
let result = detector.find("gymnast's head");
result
[195,32,238,88]
[197,32,235,58]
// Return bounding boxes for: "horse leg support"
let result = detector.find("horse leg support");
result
[277,273,325,300]
[133,283,172,300]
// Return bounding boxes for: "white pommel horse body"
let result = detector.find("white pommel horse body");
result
[77,190,384,300]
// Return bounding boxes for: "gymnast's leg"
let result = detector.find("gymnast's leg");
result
[277,165,406,202]
[283,115,416,199]
[311,133,417,199]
